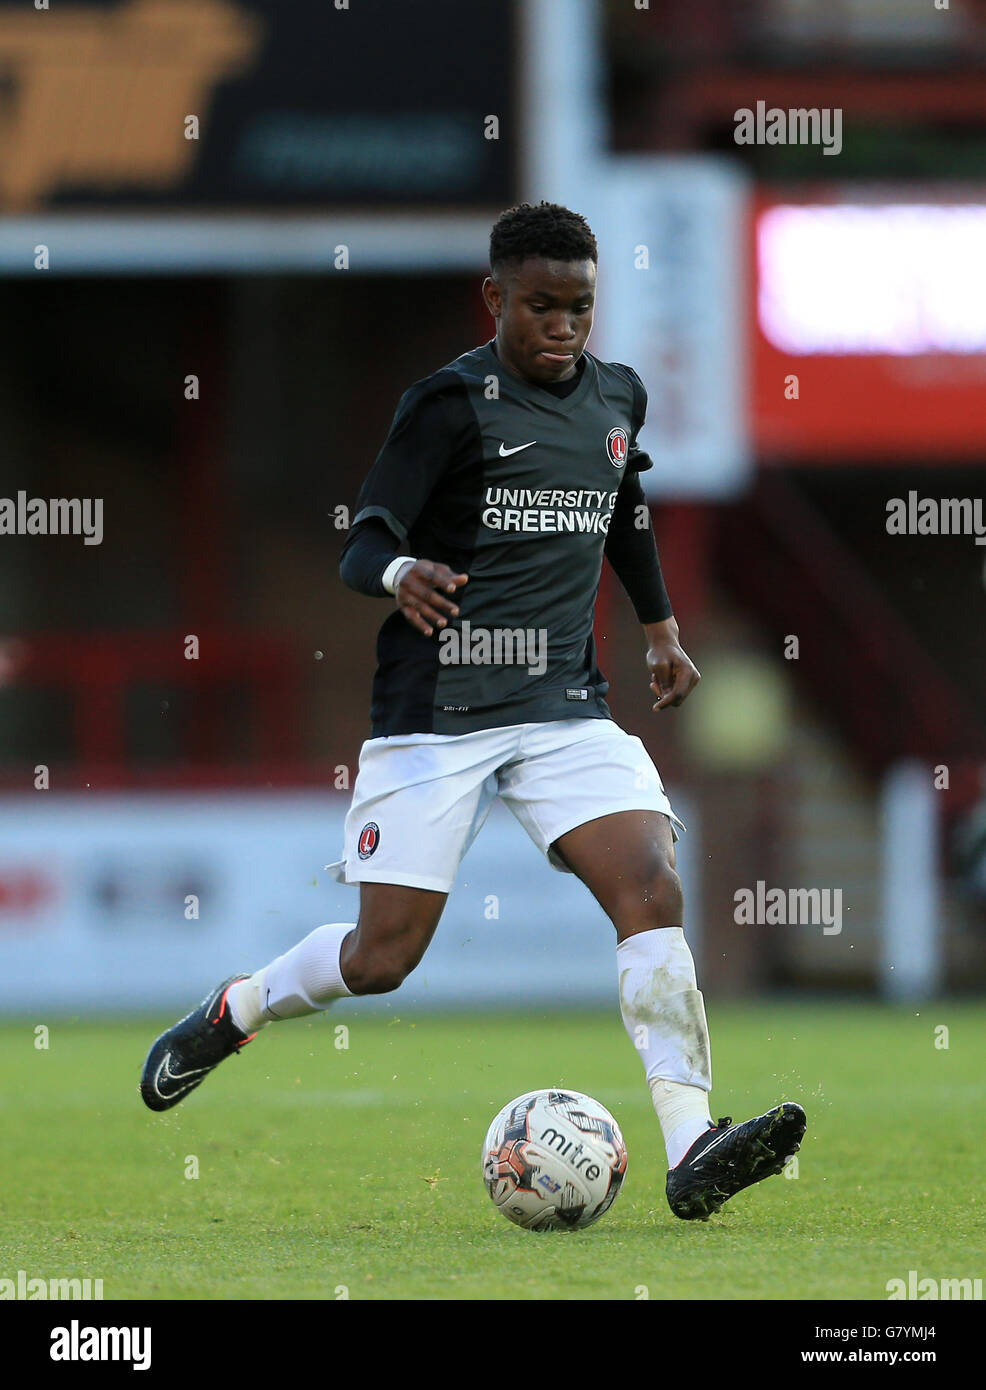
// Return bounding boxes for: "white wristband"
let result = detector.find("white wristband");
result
[382,556,417,595]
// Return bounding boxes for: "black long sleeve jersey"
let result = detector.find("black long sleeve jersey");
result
[340,340,673,736]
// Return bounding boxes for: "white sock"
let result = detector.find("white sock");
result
[227,922,354,1032]
[617,927,714,1167]
[652,1081,716,1167]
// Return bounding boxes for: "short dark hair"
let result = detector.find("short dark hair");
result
[489,201,597,276]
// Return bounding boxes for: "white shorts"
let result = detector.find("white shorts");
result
[326,718,684,895]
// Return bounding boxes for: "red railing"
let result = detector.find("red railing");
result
[0,628,312,789]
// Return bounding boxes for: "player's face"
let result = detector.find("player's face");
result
[483,258,596,385]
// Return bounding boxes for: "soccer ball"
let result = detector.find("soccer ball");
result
[481,1089,628,1230]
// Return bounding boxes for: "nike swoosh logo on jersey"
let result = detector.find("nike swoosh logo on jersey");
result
[498,441,536,456]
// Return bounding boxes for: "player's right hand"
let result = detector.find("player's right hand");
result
[394,560,469,637]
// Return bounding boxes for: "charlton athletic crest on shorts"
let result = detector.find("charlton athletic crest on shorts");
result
[357,821,380,859]
[606,427,628,467]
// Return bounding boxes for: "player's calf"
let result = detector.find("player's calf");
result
[338,880,448,996]
[338,951,412,995]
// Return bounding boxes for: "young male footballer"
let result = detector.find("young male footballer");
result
[141,202,806,1221]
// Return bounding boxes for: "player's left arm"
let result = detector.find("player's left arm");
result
[643,614,701,712]
[604,474,701,711]
[606,362,700,711]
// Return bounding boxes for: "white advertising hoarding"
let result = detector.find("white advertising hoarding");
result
[586,157,751,500]
[0,790,697,1014]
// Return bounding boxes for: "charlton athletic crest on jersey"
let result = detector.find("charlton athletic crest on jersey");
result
[606,427,629,467]
[357,821,380,860]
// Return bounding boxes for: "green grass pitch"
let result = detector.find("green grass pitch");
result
[1,1002,982,1300]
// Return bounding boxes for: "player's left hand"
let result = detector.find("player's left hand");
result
[644,617,701,710]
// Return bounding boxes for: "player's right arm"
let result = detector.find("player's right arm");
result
[339,375,469,634]
[391,558,468,637]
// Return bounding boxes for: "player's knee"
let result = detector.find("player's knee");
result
[649,859,684,924]
[341,938,416,996]
[615,858,683,932]
[343,954,409,995]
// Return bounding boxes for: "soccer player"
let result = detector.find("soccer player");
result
[141,202,806,1221]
